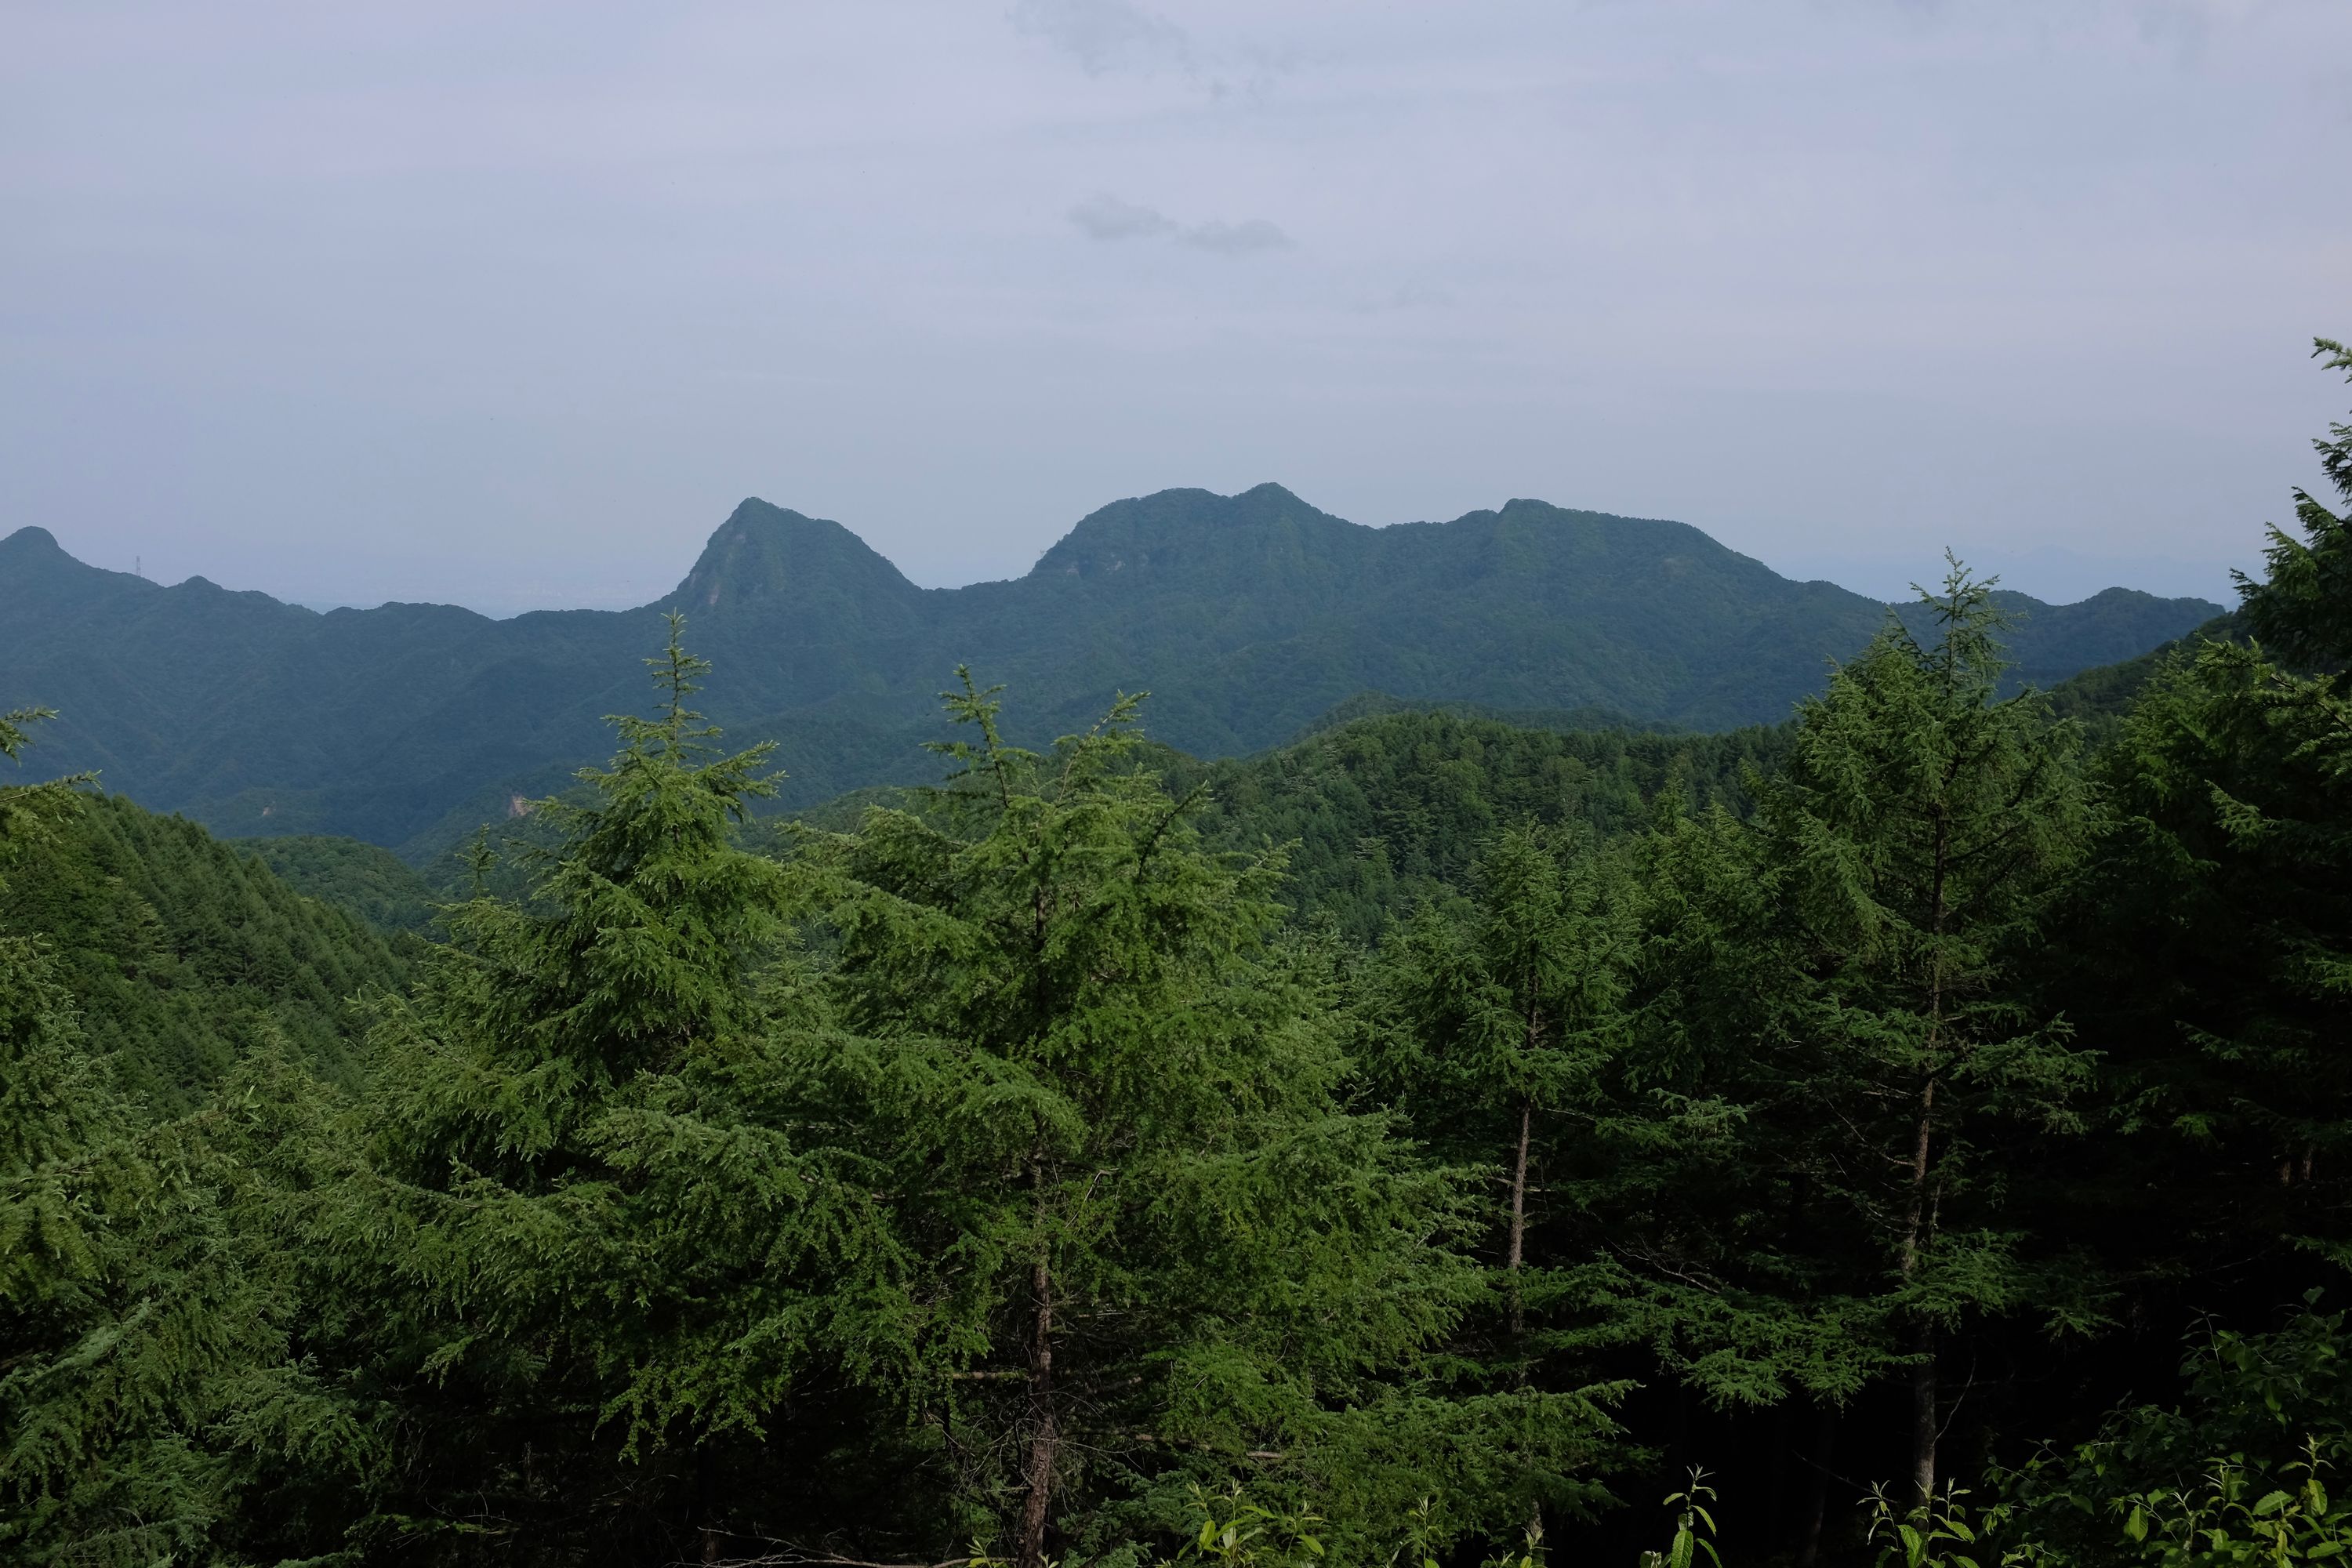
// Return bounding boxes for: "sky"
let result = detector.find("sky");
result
[3,1,2347,616]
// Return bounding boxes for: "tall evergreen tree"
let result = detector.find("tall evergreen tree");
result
[2064,338,2352,1300]
[801,674,1610,1563]
[1,709,343,1566]
[1612,564,2095,1511]
[1371,824,1635,1528]
[1755,561,2093,1504]
[303,618,916,1563]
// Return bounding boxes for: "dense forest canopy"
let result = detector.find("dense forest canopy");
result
[1,340,2346,1566]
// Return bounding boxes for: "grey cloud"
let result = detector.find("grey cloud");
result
[1177,217,1291,255]
[1070,194,1290,257]
[1069,192,1178,240]
[1011,0,1190,76]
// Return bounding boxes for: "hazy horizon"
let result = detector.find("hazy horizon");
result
[13,482,2237,622]
[7,2,2347,617]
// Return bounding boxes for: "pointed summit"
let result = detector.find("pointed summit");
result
[662,498,924,634]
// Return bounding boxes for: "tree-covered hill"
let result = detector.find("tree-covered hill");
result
[235,833,441,934]
[2045,608,2246,724]
[0,487,2218,851]
[746,707,1780,948]
[1174,710,1782,942]
[0,792,411,1108]
[5,341,2346,1568]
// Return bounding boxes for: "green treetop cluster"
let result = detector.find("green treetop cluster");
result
[1,343,2347,1567]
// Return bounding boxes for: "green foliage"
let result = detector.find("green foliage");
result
[2054,338,2352,1287]
[0,792,411,1109]
[1644,1469,1726,1568]
[2096,1446,2352,1568]
[0,711,363,1567]
[0,487,2217,848]
[0,702,41,759]
[3,339,2348,1563]
[1180,713,1777,942]
[1746,558,2095,1341]
[292,614,920,1561]
[1570,559,2097,1501]
[1151,1483,1330,1568]
[0,702,87,849]
[1362,823,1642,1526]
[1867,1483,1984,1568]
[1994,1303,2352,1568]
[798,669,1617,1562]
[2045,612,2241,729]
[239,832,441,933]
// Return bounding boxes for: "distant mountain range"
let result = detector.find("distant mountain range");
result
[0,485,2223,855]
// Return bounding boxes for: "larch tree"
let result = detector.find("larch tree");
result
[1370,824,1635,1530]
[1,709,332,1566]
[2074,337,2352,1293]
[799,674,1604,1563]
[304,617,916,1564]
[1748,561,2095,1508]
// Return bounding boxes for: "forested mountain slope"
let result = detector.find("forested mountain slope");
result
[6,343,2347,1568]
[1174,711,1782,940]
[0,485,2219,851]
[237,833,441,933]
[268,654,2183,953]
[756,707,1783,948]
[0,792,409,1107]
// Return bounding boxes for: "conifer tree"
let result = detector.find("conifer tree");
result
[0,704,85,848]
[1749,561,2093,1505]
[1,709,329,1566]
[307,617,915,1562]
[1371,824,1633,1526]
[800,674,1597,1562]
[2073,338,2352,1293]
[1609,566,2094,1512]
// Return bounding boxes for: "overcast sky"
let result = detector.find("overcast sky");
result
[5,2,2347,615]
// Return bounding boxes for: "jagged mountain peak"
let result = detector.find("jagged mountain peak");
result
[2,491,2227,848]
[663,497,923,622]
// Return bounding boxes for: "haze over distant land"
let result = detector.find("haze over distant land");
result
[5,3,2347,615]
[0,487,2221,854]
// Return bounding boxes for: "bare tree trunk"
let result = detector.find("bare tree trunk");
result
[1508,1095,1532,1341]
[1018,1171,1058,1568]
[1903,808,1951,1512]
[695,1446,722,1564]
[1512,1001,1539,1544]
[1909,1314,1938,1512]
[1899,1076,1940,1510]
[1798,1403,1839,1568]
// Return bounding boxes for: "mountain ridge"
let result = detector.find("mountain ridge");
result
[0,487,2223,853]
